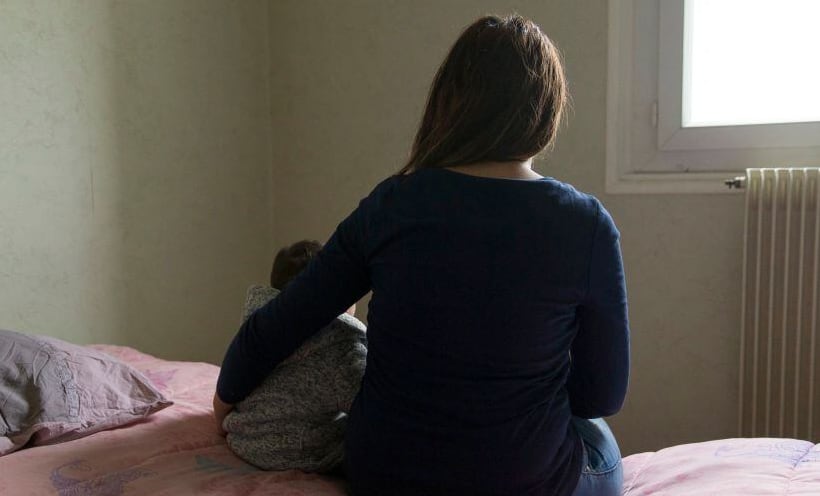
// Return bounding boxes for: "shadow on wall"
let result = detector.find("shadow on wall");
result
[100,1,271,362]
[0,1,270,362]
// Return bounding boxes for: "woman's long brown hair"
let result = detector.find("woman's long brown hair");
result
[399,15,568,175]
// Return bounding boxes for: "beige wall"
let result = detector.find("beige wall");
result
[0,0,272,363]
[0,0,746,456]
[267,0,746,455]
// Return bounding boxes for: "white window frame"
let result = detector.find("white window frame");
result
[606,0,820,194]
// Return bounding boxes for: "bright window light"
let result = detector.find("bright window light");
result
[683,0,820,127]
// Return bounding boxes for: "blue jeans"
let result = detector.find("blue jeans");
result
[570,417,623,496]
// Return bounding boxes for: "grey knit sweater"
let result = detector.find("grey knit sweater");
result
[223,286,367,473]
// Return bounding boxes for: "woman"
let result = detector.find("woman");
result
[214,14,629,496]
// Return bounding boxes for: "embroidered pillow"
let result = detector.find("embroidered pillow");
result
[0,329,171,456]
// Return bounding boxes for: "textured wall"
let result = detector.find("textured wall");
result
[267,0,746,455]
[0,0,747,455]
[0,0,272,363]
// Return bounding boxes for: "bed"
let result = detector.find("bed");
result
[2,344,819,495]
[0,345,347,496]
[622,438,820,495]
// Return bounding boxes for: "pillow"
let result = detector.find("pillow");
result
[0,329,172,456]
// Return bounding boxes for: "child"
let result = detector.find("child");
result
[269,240,357,318]
[222,240,367,473]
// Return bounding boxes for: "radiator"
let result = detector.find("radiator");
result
[738,168,820,440]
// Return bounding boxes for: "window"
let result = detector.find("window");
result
[606,0,820,194]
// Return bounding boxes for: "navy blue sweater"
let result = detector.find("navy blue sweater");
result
[217,167,630,496]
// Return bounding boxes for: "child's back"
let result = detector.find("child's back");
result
[222,242,367,473]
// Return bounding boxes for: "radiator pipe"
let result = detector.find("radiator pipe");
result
[725,176,746,189]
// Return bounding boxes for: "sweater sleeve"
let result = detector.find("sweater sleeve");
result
[566,200,630,418]
[216,198,373,405]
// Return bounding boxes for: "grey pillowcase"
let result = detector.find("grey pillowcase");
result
[0,329,171,456]
[225,285,367,473]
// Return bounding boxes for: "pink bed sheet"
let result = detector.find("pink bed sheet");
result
[0,345,347,496]
[2,344,819,495]
[622,438,820,495]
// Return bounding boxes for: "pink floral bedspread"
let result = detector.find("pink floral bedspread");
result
[0,345,347,496]
[622,438,820,495]
[2,344,819,495]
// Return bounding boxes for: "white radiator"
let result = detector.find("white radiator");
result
[738,168,820,440]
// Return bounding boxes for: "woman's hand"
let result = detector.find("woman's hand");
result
[212,393,234,436]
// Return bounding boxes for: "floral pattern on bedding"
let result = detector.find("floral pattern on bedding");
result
[142,369,178,393]
[194,454,258,475]
[623,438,820,495]
[713,439,820,465]
[50,460,152,496]
[0,345,349,496]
